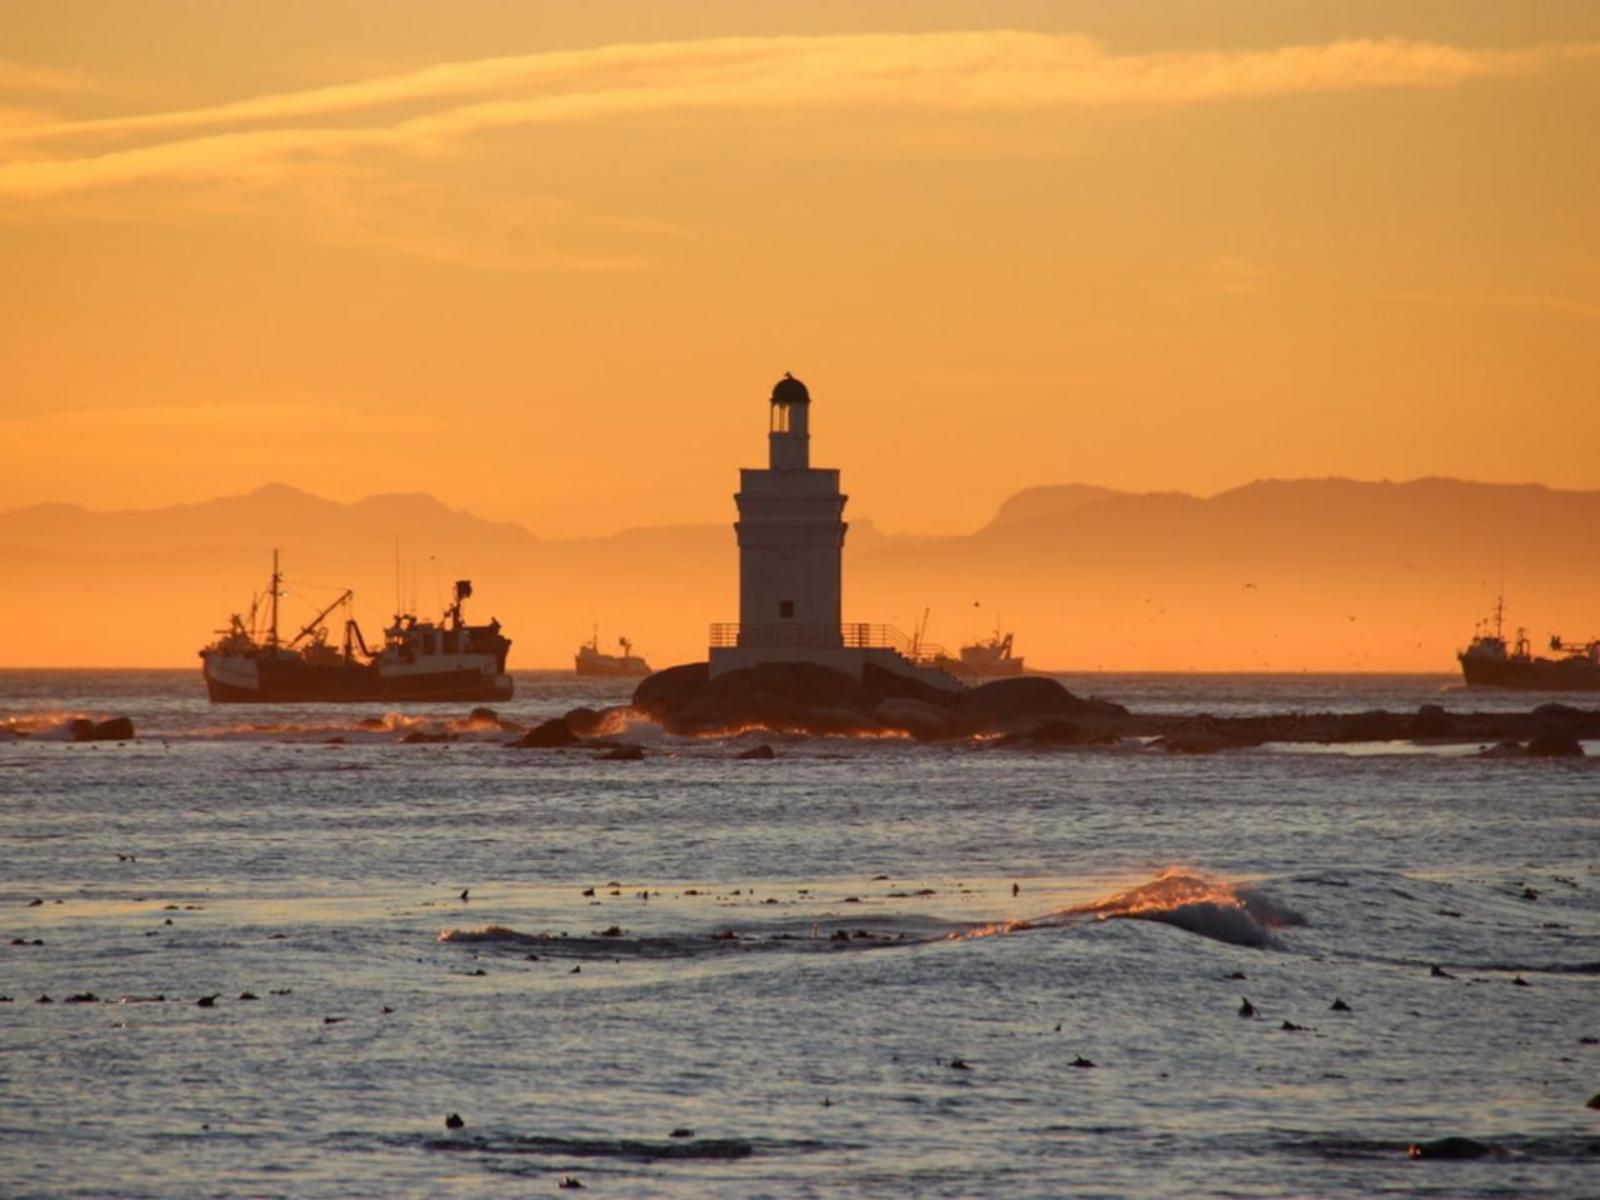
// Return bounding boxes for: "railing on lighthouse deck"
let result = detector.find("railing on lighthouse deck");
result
[708,622,949,664]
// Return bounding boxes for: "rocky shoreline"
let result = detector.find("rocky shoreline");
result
[613,661,1597,757]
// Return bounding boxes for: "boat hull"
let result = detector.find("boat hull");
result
[1459,654,1600,691]
[203,655,513,703]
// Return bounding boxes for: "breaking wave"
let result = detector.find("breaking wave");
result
[1075,869,1307,947]
[438,870,1305,960]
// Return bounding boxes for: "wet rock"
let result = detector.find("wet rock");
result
[873,697,955,740]
[508,718,580,749]
[562,707,607,737]
[1407,1136,1495,1160]
[1480,739,1525,758]
[955,676,1125,732]
[1526,732,1584,757]
[1532,702,1582,720]
[1153,730,1257,755]
[736,743,776,760]
[1409,704,1455,738]
[1334,710,1401,742]
[70,716,135,742]
[632,662,711,720]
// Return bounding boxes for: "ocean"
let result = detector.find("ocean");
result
[2,669,1596,1198]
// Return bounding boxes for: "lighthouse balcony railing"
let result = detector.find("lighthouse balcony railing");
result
[709,622,950,663]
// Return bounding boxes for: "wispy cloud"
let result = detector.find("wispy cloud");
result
[0,32,1592,200]
[0,59,103,96]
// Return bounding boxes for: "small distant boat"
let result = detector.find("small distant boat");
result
[575,632,651,678]
[935,627,1025,678]
[200,551,513,703]
[1458,597,1600,691]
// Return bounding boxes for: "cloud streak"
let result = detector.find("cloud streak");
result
[1,31,1593,198]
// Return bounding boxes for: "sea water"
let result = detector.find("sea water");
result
[1,670,1596,1198]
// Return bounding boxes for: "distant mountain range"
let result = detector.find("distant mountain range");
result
[3,478,1597,671]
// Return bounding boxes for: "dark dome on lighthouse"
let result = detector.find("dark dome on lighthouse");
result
[771,373,810,405]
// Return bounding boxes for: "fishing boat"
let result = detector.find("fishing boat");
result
[1458,597,1600,691]
[574,632,651,677]
[935,628,1025,678]
[200,551,513,702]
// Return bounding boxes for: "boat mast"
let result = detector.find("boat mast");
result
[268,549,281,649]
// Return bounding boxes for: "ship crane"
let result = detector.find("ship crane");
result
[288,589,354,649]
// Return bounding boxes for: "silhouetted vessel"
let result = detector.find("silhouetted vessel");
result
[200,551,513,702]
[574,632,651,677]
[935,628,1025,678]
[1457,598,1600,691]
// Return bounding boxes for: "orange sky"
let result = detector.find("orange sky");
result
[2,1,1598,538]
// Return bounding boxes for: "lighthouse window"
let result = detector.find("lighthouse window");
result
[779,600,795,619]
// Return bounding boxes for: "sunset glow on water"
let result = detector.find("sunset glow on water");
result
[4,3,1598,1195]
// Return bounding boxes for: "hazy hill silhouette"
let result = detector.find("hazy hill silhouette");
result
[2,478,1596,671]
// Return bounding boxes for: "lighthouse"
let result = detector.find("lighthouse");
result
[733,373,847,642]
[707,374,961,691]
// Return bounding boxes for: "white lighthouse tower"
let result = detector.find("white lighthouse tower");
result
[734,373,846,641]
[707,374,961,691]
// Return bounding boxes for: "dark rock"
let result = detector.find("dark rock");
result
[634,659,969,736]
[562,707,606,736]
[196,994,219,1007]
[1238,997,1257,1018]
[1329,997,1352,1012]
[736,743,776,760]
[467,707,499,723]
[873,697,956,740]
[1526,732,1584,757]
[1409,704,1455,738]
[509,718,580,749]
[400,730,455,744]
[948,1058,972,1070]
[1407,1136,1494,1160]
[71,716,135,742]
[1532,702,1582,720]
[1153,731,1258,755]
[1070,1055,1096,1068]
[632,661,711,719]
[670,1127,694,1138]
[64,992,98,1004]
[445,1113,465,1130]
[1335,711,1401,742]
[1586,1093,1600,1110]
[955,676,1126,732]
